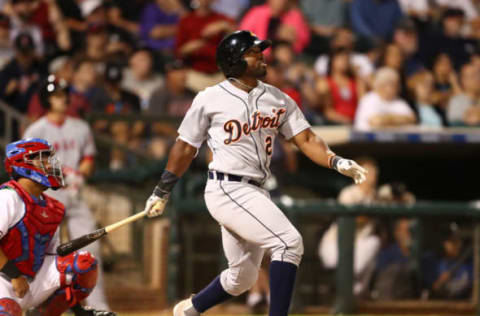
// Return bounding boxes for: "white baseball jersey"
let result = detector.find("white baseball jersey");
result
[178,80,310,182]
[23,116,96,170]
[23,116,109,310]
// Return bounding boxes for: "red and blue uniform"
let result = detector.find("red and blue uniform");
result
[0,180,64,278]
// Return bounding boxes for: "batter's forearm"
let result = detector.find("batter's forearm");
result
[152,140,197,198]
[293,129,334,169]
[164,140,197,178]
[301,139,333,168]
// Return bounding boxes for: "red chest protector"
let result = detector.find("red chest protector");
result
[0,180,65,278]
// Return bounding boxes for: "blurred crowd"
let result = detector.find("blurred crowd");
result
[318,158,473,303]
[1,0,480,169]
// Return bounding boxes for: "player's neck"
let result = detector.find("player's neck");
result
[47,111,67,125]
[17,178,45,198]
[229,77,258,92]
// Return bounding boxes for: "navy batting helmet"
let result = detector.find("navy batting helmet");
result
[39,75,69,110]
[216,30,271,78]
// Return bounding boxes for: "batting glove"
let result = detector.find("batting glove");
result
[145,170,179,218]
[333,157,367,184]
[145,193,169,218]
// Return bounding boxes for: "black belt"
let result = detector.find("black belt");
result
[208,171,262,187]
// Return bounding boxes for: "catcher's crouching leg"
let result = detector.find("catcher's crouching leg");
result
[38,251,98,316]
[0,298,22,316]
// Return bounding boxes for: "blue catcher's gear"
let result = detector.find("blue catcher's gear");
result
[4,138,64,189]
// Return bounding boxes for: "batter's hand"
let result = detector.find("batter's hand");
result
[336,159,367,184]
[144,193,169,218]
[11,276,29,298]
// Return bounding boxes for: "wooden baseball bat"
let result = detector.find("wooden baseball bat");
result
[56,210,148,256]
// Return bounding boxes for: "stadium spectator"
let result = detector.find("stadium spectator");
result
[426,8,476,70]
[139,0,185,53]
[392,18,425,76]
[106,0,149,35]
[447,63,480,126]
[354,67,416,130]
[372,218,418,300]
[148,59,193,117]
[265,59,302,108]
[70,57,110,112]
[175,0,234,92]
[7,0,45,57]
[314,47,365,125]
[408,70,444,127]
[0,32,43,114]
[435,0,479,22]
[239,0,310,54]
[376,181,416,204]
[379,43,412,104]
[122,48,164,110]
[56,0,105,51]
[319,157,381,298]
[350,0,404,42]
[27,55,92,121]
[0,12,13,70]
[431,53,462,109]
[77,22,110,72]
[300,0,349,55]
[268,40,319,121]
[313,27,374,82]
[147,60,193,159]
[101,62,143,169]
[430,223,473,299]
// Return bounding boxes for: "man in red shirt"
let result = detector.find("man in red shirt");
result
[175,0,234,92]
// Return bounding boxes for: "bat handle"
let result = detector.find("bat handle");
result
[104,210,148,233]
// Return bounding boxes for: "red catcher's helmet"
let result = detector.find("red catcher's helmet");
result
[4,138,64,189]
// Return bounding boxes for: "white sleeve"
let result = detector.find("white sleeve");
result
[46,228,60,254]
[177,94,210,148]
[0,189,25,239]
[278,94,310,140]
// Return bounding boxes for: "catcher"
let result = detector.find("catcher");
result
[0,138,115,316]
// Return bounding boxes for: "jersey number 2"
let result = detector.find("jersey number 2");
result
[265,136,273,156]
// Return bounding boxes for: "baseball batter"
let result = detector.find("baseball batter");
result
[144,30,367,316]
[23,76,110,311]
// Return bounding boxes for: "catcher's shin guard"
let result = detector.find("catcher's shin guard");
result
[38,251,98,316]
[0,298,22,316]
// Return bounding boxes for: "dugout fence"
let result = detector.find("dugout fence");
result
[166,177,480,315]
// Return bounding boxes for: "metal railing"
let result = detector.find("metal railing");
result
[167,187,480,315]
[0,100,29,148]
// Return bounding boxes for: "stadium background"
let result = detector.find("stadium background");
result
[1,0,480,314]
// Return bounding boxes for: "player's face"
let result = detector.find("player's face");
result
[243,46,267,78]
[49,91,68,114]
